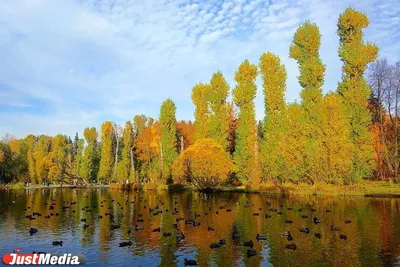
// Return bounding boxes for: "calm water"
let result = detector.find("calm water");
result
[0,189,399,267]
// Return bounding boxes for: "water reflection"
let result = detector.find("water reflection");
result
[0,189,399,266]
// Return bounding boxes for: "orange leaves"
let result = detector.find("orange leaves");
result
[135,122,161,164]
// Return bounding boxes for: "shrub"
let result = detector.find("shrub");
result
[172,138,233,190]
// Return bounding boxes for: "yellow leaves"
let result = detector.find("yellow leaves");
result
[290,21,322,62]
[9,139,20,154]
[337,8,370,43]
[0,149,4,164]
[172,138,233,189]
[234,59,258,84]
[135,122,161,163]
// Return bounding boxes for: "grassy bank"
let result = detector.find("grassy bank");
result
[1,181,400,197]
[215,181,400,196]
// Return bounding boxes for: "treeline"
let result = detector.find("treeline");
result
[0,8,399,187]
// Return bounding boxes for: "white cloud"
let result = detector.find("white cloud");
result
[0,0,399,138]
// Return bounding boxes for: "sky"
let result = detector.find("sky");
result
[0,0,399,138]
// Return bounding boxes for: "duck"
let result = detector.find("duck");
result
[232,232,241,240]
[339,234,347,240]
[299,227,310,234]
[112,224,121,230]
[252,213,259,216]
[193,221,200,227]
[152,227,161,232]
[326,209,331,213]
[265,214,272,219]
[287,235,293,241]
[119,241,133,247]
[247,249,257,257]
[208,226,215,231]
[184,258,197,266]
[29,228,38,236]
[285,220,293,224]
[134,225,144,231]
[210,243,221,249]
[280,231,291,236]
[185,219,195,225]
[52,241,63,247]
[314,233,322,239]
[269,208,277,212]
[243,240,253,247]
[285,243,297,250]
[265,201,271,206]
[277,212,283,215]
[176,232,185,241]
[256,234,267,240]
[219,239,226,245]
[345,220,352,224]
[172,224,178,229]
[301,215,308,218]
[330,225,341,231]
[313,217,322,224]
[163,232,172,237]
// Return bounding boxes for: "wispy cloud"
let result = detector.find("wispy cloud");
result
[0,0,399,138]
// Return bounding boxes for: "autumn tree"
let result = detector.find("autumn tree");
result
[259,53,287,182]
[233,60,259,184]
[172,138,233,190]
[209,72,230,150]
[133,114,148,137]
[176,121,195,152]
[98,121,114,182]
[290,21,326,182]
[118,121,135,182]
[82,127,99,182]
[160,99,178,181]
[34,135,52,184]
[337,8,378,182]
[191,83,210,141]
[25,135,37,183]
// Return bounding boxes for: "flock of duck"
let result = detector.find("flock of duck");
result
[8,193,353,266]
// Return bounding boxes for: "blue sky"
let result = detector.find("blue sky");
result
[0,0,399,138]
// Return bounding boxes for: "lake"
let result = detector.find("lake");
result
[0,188,399,266]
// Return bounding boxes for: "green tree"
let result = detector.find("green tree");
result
[118,121,135,182]
[209,72,230,150]
[191,83,210,141]
[290,21,326,182]
[133,115,148,137]
[337,8,378,182]
[82,127,99,182]
[73,138,84,178]
[259,53,287,182]
[98,121,114,182]
[34,135,52,184]
[233,60,259,183]
[160,99,178,181]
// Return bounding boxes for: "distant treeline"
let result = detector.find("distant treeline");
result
[0,7,399,187]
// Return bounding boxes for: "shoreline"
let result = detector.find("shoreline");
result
[1,181,400,197]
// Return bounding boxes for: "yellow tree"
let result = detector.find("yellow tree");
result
[209,72,230,150]
[319,93,353,184]
[259,53,287,182]
[98,121,114,182]
[25,135,37,183]
[34,135,52,184]
[233,60,260,184]
[191,83,210,141]
[337,8,378,182]
[290,21,326,182]
[82,127,99,182]
[172,138,233,190]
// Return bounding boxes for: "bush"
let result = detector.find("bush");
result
[172,138,233,190]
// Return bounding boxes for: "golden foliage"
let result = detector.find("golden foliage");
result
[172,138,233,190]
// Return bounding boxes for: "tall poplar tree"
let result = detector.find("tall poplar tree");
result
[98,121,114,182]
[259,53,287,181]
[119,121,134,182]
[337,8,378,182]
[209,72,230,150]
[290,21,326,182]
[160,99,178,181]
[233,60,259,183]
[82,127,99,182]
[191,83,210,141]
[25,135,37,183]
